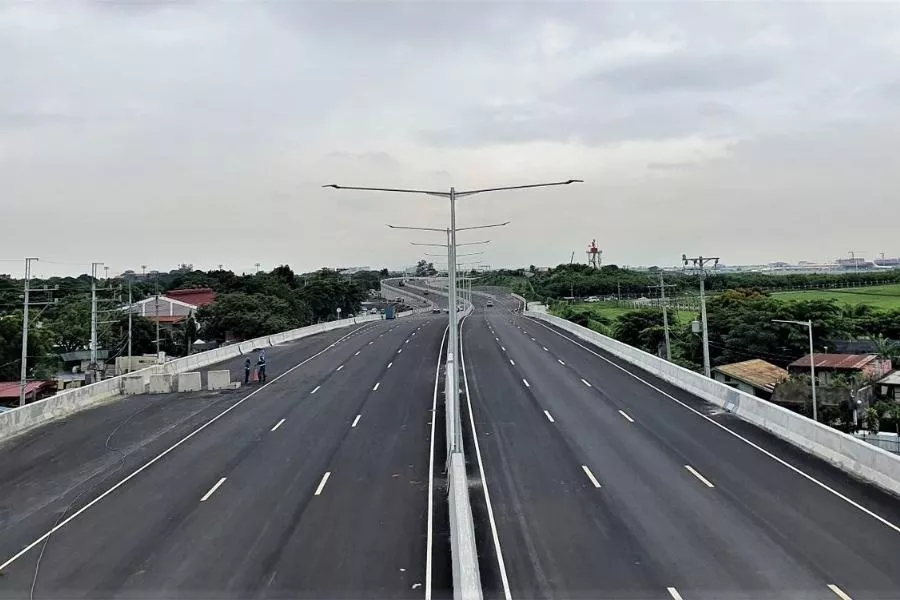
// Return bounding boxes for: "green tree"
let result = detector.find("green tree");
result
[613,309,667,353]
[197,293,303,342]
[0,312,56,381]
[864,406,881,435]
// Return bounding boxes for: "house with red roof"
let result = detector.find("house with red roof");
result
[126,287,217,325]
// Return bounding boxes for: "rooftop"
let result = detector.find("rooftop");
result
[714,359,789,392]
[878,372,900,387]
[164,288,216,308]
[789,354,880,370]
[0,380,54,400]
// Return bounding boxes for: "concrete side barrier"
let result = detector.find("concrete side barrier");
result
[526,310,900,496]
[1,314,380,442]
[149,375,173,394]
[207,370,232,391]
[177,372,202,392]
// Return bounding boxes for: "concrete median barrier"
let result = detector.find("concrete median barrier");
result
[525,310,900,497]
[149,374,174,394]
[122,375,145,395]
[207,370,232,391]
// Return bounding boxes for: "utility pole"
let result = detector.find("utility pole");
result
[682,254,719,378]
[90,262,103,383]
[19,258,38,406]
[154,271,161,360]
[127,276,133,373]
[255,262,261,273]
[649,272,676,361]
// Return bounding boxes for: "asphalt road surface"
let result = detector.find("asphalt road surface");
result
[462,292,900,600]
[0,314,451,599]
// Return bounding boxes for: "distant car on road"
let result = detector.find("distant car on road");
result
[486,300,494,307]
[432,307,441,314]
[443,308,449,313]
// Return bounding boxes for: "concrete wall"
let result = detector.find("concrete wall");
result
[525,310,900,497]
[207,370,232,391]
[1,313,383,443]
[176,372,202,392]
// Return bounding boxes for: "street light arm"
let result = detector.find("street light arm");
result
[455,180,583,197]
[387,225,447,232]
[456,222,510,231]
[410,240,490,248]
[325,184,449,197]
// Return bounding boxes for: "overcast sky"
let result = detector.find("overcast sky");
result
[3,0,900,278]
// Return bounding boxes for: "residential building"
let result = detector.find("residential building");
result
[877,372,900,401]
[126,287,216,325]
[713,359,789,400]
[0,380,57,407]
[788,354,892,385]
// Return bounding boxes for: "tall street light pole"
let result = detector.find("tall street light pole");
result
[773,319,817,422]
[682,254,719,378]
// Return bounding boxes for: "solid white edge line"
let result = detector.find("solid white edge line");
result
[200,477,227,502]
[523,315,900,536]
[827,583,853,600]
[311,385,321,394]
[618,409,634,423]
[666,587,684,600]
[0,322,377,573]
[544,410,555,423]
[351,414,361,428]
[542,346,548,351]
[426,325,450,600]
[684,464,715,488]
[459,315,513,600]
[581,465,602,488]
[581,378,592,387]
[271,418,286,432]
[522,378,529,387]
[373,382,380,391]
[314,472,331,496]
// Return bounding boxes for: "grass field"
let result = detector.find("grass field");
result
[561,302,697,324]
[771,284,900,310]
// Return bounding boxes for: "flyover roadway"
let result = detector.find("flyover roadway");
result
[461,291,900,600]
[0,313,452,599]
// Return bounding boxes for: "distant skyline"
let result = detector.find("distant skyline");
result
[3,2,900,279]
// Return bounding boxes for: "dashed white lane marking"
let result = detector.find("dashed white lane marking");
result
[543,410,555,423]
[271,418,286,432]
[581,466,602,488]
[522,378,530,388]
[501,346,506,352]
[369,341,374,345]
[542,346,548,351]
[495,337,499,341]
[388,362,393,369]
[355,350,361,356]
[666,588,684,600]
[581,378,592,388]
[373,382,381,391]
[336,365,344,372]
[558,359,566,365]
[531,337,536,341]
[510,359,516,366]
[200,477,227,502]
[684,465,715,488]
[314,472,332,496]
[311,385,321,394]
[352,414,362,428]
[827,584,853,600]
[618,410,635,423]
[405,339,410,344]
[397,348,403,354]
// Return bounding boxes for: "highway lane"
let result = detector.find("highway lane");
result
[0,314,450,599]
[464,295,900,600]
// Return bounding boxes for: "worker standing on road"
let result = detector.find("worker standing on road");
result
[244,358,252,385]
[256,351,267,383]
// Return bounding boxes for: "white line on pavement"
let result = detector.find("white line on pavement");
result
[684,465,715,488]
[501,346,506,352]
[352,414,361,428]
[405,339,409,344]
[336,365,344,372]
[426,326,449,600]
[495,337,499,341]
[373,382,380,391]
[369,341,374,345]
[314,472,331,496]
[271,418,286,432]
[200,477,227,502]
[542,346,548,351]
[666,588,684,600]
[387,362,393,369]
[311,385,321,394]
[618,410,634,423]
[531,337,536,341]
[397,348,403,354]
[581,465,602,488]
[581,378,592,387]
[544,410,555,423]
[827,584,853,600]
[510,359,516,366]
[558,359,566,365]
[354,350,361,356]
[522,378,530,388]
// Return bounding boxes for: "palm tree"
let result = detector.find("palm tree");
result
[873,335,899,362]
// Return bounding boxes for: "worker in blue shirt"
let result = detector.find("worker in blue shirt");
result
[256,351,267,383]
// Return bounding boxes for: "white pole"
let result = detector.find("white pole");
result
[19,257,37,406]
[700,277,711,378]
[90,262,100,381]
[809,320,818,422]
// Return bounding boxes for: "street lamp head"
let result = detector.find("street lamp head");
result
[322,184,341,189]
[565,179,584,184]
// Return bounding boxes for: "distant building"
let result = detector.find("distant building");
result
[788,354,892,385]
[713,359,789,400]
[876,372,900,400]
[126,288,216,325]
[0,380,57,407]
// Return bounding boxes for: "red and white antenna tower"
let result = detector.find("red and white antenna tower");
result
[587,239,602,268]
